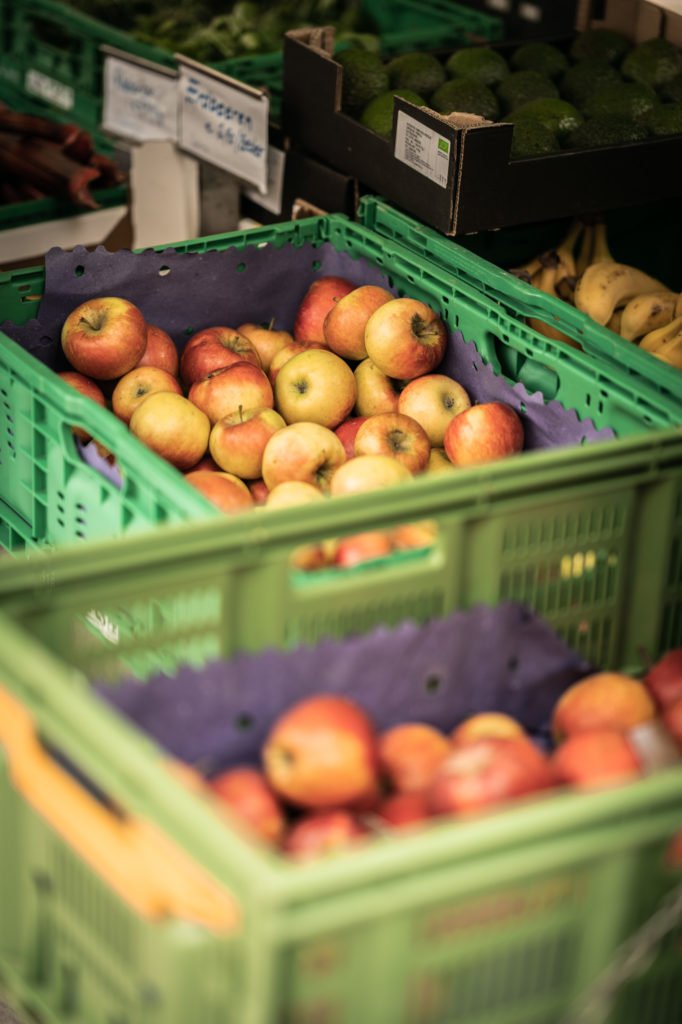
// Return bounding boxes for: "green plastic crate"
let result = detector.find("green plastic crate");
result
[0,0,501,133]
[0,609,680,1024]
[358,199,682,407]
[1,210,681,665]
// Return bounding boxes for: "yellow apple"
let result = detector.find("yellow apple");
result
[129,391,210,471]
[262,422,346,492]
[323,285,393,361]
[354,412,431,474]
[365,297,447,380]
[398,373,470,446]
[354,358,401,417]
[112,366,182,425]
[209,406,285,479]
[330,454,412,497]
[275,348,356,429]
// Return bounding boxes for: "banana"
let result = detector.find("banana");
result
[676,293,682,317]
[554,220,583,284]
[590,220,614,264]
[527,259,581,349]
[574,262,668,326]
[618,291,677,342]
[607,309,623,334]
[575,222,595,276]
[639,315,682,369]
[509,254,543,282]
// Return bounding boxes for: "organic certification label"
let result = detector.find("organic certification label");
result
[25,69,74,111]
[177,56,269,194]
[394,111,451,189]
[102,48,178,142]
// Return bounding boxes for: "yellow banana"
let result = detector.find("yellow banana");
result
[575,223,595,276]
[527,259,581,349]
[639,315,682,369]
[618,291,677,342]
[574,262,668,326]
[607,309,623,334]
[509,254,543,282]
[676,293,682,317]
[554,220,583,284]
[590,220,614,264]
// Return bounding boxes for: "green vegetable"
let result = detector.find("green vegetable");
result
[497,70,559,113]
[337,49,389,115]
[510,42,569,80]
[361,89,426,138]
[583,81,658,122]
[431,78,499,120]
[386,52,445,99]
[508,98,584,144]
[621,38,682,90]
[445,47,508,87]
[510,120,561,159]
[570,28,631,65]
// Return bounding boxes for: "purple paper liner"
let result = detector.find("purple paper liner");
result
[2,240,613,460]
[95,602,592,776]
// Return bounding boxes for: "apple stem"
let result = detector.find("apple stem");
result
[79,315,98,331]
[267,316,276,331]
[238,405,244,423]
[411,314,426,337]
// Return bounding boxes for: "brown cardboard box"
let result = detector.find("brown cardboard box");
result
[282,2,682,235]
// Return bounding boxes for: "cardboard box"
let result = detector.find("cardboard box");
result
[282,2,682,235]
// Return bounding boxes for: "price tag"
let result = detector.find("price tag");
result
[394,111,451,189]
[101,46,178,143]
[25,69,74,111]
[177,55,269,194]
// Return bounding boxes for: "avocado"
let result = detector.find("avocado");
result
[496,70,559,113]
[510,120,561,159]
[431,78,499,120]
[559,59,623,110]
[335,32,382,54]
[510,41,569,80]
[661,73,682,104]
[337,49,389,114]
[386,52,446,98]
[566,115,649,150]
[646,102,682,137]
[445,47,508,87]
[508,98,584,143]
[622,38,682,90]
[584,81,658,122]
[360,89,426,138]
[570,28,631,65]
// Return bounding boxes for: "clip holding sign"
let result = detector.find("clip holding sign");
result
[176,54,270,195]
[101,45,178,144]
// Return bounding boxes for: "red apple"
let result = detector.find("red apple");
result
[237,322,294,372]
[323,284,393,361]
[265,480,326,509]
[209,406,285,479]
[282,810,367,861]
[210,766,286,844]
[398,374,471,446]
[261,422,346,492]
[354,358,401,417]
[111,366,182,425]
[334,530,393,568]
[389,519,438,551]
[275,348,356,429]
[57,371,107,441]
[268,341,326,385]
[451,713,526,747]
[427,736,555,815]
[551,730,641,789]
[294,275,355,343]
[644,648,682,709]
[663,697,682,747]
[180,327,261,388]
[185,470,254,513]
[335,416,368,459]
[248,478,269,505]
[378,723,450,794]
[378,791,430,828]
[443,402,524,467]
[354,412,430,474]
[329,454,412,497]
[364,297,447,381]
[552,672,656,741]
[185,454,221,474]
[129,391,210,471]
[189,362,274,425]
[263,694,378,809]
[61,296,147,379]
[136,324,179,377]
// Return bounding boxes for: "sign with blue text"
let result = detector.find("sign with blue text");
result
[177,55,269,193]
[102,46,178,143]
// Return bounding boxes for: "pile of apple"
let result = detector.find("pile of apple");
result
[205,648,682,862]
[57,275,524,565]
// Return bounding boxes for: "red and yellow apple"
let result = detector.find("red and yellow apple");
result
[354,358,401,417]
[443,402,524,467]
[451,713,526,747]
[398,374,471,446]
[283,810,367,861]
[129,391,210,471]
[189,362,274,425]
[644,648,682,709]
[261,422,346,492]
[61,296,147,380]
[378,723,450,794]
[185,470,254,514]
[378,791,430,828]
[237,322,294,372]
[389,519,438,551]
[551,730,641,789]
[354,412,430,474]
[268,341,326,385]
[111,366,182,425]
[265,481,326,509]
[663,697,682,747]
[275,348,356,429]
[180,326,261,388]
[330,454,412,497]
[294,275,355,343]
[426,448,454,474]
[323,284,393,361]
[209,406,285,479]
[136,324,179,377]
[210,766,286,844]
[552,672,656,741]
[57,371,107,441]
[263,694,378,809]
[335,416,368,459]
[333,530,393,568]
[248,478,269,505]
[364,297,447,380]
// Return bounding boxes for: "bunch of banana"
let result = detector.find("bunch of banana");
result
[510,220,682,370]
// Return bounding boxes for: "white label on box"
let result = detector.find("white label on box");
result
[25,69,74,111]
[102,52,178,142]
[394,111,451,189]
[243,145,285,215]
[177,59,269,193]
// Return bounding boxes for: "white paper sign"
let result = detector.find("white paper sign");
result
[25,69,74,111]
[243,145,285,215]
[394,111,451,189]
[102,50,178,143]
[177,57,269,194]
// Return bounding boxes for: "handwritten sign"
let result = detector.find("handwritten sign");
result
[102,47,178,143]
[177,55,269,194]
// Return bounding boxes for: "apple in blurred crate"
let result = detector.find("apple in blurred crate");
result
[262,422,346,492]
[61,296,147,380]
[189,362,274,425]
[354,412,430,474]
[275,349,356,429]
[181,326,261,388]
[365,297,447,380]
[444,402,524,467]
[112,366,182,425]
[323,284,393,361]
[129,391,210,471]
[209,406,285,480]
[294,275,355,343]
